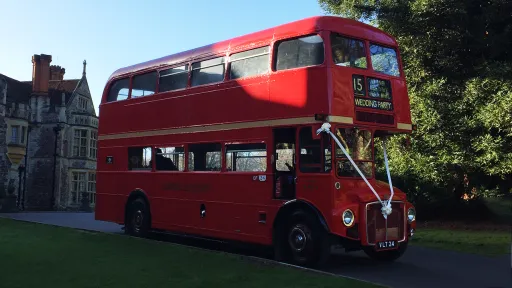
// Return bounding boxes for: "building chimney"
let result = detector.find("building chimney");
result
[32,54,52,94]
[50,65,65,81]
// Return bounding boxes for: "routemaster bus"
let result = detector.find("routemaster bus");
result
[95,15,417,267]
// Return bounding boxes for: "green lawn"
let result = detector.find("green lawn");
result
[411,227,511,257]
[0,218,380,288]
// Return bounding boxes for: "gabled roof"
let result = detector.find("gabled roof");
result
[0,73,32,106]
[49,79,80,92]
[0,73,82,108]
[48,79,80,106]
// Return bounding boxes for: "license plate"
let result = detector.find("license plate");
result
[375,240,398,250]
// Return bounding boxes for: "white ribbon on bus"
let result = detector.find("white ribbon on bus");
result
[316,122,394,219]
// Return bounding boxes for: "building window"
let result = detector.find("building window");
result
[88,173,96,205]
[70,171,96,206]
[78,97,88,110]
[11,126,19,143]
[9,125,26,145]
[21,126,26,144]
[89,131,97,159]
[73,129,88,157]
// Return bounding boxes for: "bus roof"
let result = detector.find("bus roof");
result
[107,16,398,81]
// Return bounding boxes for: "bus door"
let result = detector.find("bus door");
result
[273,127,296,200]
[295,126,333,216]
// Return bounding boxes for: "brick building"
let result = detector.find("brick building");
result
[0,54,98,211]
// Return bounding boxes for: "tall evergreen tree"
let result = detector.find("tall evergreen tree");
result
[318,0,512,218]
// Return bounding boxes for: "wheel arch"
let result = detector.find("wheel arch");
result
[124,189,152,225]
[272,199,330,243]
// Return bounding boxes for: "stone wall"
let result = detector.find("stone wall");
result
[25,123,58,210]
[0,113,7,196]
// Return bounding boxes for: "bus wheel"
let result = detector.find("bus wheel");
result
[125,198,150,237]
[276,210,329,267]
[363,241,408,262]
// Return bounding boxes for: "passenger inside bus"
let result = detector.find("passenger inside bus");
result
[154,148,179,171]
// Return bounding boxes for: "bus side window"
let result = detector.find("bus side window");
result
[159,65,189,92]
[298,127,331,173]
[188,143,221,171]
[128,147,152,170]
[191,57,225,87]
[131,72,157,98]
[229,46,270,80]
[225,143,266,172]
[299,127,322,173]
[107,78,130,102]
[155,146,185,171]
[274,34,324,71]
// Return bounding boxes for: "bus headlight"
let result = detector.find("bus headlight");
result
[342,209,355,227]
[407,208,416,223]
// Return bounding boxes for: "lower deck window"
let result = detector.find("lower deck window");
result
[225,143,266,172]
[188,143,221,171]
[128,147,152,170]
[155,146,185,171]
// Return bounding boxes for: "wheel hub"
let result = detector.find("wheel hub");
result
[133,210,143,232]
[289,226,307,252]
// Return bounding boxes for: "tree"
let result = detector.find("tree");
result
[319,0,512,218]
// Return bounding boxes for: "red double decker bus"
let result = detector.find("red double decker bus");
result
[96,16,417,267]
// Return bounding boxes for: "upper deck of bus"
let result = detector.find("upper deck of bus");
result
[98,16,412,140]
[105,16,398,81]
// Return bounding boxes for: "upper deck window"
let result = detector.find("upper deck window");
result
[370,44,400,77]
[330,33,367,69]
[159,65,189,92]
[131,72,157,98]
[275,35,324,71]
[107,78,130,102]
[191,57,225,87]
[229,46,269,79]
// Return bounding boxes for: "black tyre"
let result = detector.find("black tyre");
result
[363,241,408,262]
[274,209,330,268]
[125,198,150,237]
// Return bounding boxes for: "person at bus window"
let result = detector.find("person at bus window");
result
[155,148,178,171]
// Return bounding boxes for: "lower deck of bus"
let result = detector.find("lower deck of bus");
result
[95,123,377,245]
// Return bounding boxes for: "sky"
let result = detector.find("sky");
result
[0,0,327,115]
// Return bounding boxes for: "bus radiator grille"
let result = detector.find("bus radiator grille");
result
[366,202,404,245]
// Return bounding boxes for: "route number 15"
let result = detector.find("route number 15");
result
[352,75,366,96]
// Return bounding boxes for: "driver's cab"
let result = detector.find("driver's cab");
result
[271,125,376,201]
[334,127,374,180]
